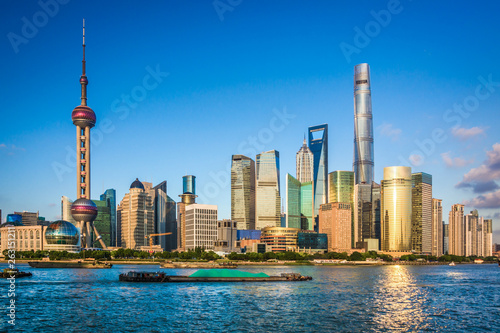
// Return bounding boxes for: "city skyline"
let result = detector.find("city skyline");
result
[1,1,500,243]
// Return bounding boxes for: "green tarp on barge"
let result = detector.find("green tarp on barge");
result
[189,269,269,278]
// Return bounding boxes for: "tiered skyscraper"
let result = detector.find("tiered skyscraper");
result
[353,63,374,185]
[69,21,99,249]
[411,172,432,253]
[296,138,314,183]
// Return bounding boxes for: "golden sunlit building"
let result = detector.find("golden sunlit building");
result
[319,202,352,252]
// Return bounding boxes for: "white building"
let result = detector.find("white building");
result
[185,204,218,251]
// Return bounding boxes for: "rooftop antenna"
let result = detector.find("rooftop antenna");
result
[80,19,88,106]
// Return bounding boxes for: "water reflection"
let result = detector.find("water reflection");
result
[372,265,430,331]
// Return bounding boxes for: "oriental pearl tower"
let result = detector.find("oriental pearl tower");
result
[70,20,98,249]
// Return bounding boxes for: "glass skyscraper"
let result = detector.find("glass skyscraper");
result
[411,172,432,254]
[256,150,281,229]
[231,155,256,230]
[286,174,302,229]
[93,199,111,247]
[308,124,328,224]
[381,166,412,252]
[165,195,177,251]
[353,63,374,185]
[300,182,314,230]
[329,171,355,246]
[100,189,116,246]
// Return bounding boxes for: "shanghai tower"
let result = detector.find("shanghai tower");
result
[353,63,374,185]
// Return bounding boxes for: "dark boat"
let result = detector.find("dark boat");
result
[119,269,312,282]
[1,268,32,278]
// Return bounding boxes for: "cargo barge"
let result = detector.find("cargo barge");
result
[28,260,112,269]
[119,269,312,282]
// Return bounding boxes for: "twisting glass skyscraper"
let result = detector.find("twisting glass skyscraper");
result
[353,63,374,185]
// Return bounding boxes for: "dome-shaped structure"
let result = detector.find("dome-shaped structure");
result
[72,105,96,128]
[71,198,98,223]
[45,220,79,245]
[130,178,145,190]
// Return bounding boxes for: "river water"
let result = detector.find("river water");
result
[1,263,499,332]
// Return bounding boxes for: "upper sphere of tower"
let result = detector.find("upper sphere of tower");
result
[72,105,96,128]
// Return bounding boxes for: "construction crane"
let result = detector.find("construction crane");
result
[145,232,172,253]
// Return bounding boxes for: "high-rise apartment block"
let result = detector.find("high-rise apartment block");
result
[231,155,256,230]
[448,204,464,256]
[431,198,443,257]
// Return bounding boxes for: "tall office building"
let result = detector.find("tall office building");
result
[443,223,449,255]
[448,204,464,256]
[431,199,443,257]
[62,196,77,226]
[118,179,154,249]
[309,124,328,222]
[319,202,352,252]
[185,204,218,251]
[166,196,177,251]
[153,181,173,250]
[411,172,432,254]
[70,21,98,248]
[353,63,374,185]
[329,171,355,245]
[483,219,493,257]
[13,211,39,226]
[381,166,412,252]
[177,175,197,251]
[296,138,314,183]
[93,200,111,247]
[100,189,117,247]
[231,155,256,230]
[286,174,302,229]
[255,150,281,229]
[300,181,314,230]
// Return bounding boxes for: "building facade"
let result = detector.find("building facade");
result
[319,202,352,252]
[231,155,256,230]
[431,198,443,257]
[177,175,197,251]
[260,227,300,252]
[381,166,412,252]
[353,63,374,185]
[13,211,39,226]
[309,124,328,222]
[185,204,218,251]
[448,204,464,256]
[411,172,432,254]
[93,200,111,248]
[256,150,281,229]
[118,179,154,249]
[329,171,355,246]
[214,219,238,253]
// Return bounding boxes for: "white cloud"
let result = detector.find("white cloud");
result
[441,151,474,168]
[451,126,486,141]
[378,123,401,141]
[463,189,500,209]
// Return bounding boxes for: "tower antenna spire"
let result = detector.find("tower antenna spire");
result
[80,19,88,106]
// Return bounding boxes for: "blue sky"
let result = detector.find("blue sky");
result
[1,0,500,242]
